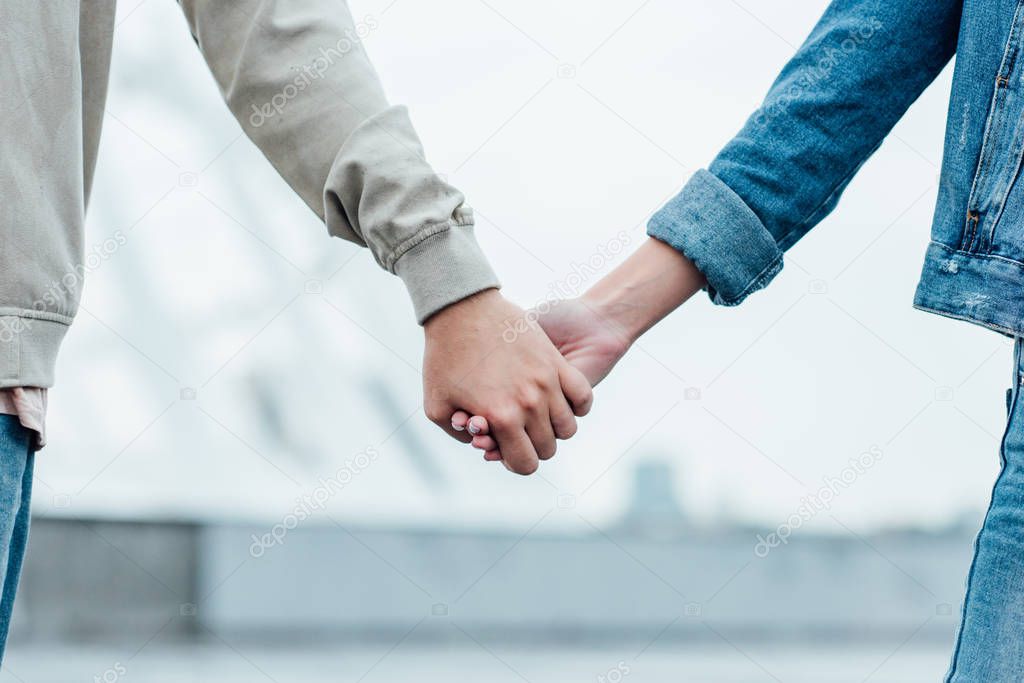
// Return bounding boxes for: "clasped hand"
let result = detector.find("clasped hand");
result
[422,238,705,474]
[422,288,628,475]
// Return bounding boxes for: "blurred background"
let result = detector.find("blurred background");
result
[3,1,1010,681]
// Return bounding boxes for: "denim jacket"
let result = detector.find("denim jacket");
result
[649,0,1024,337]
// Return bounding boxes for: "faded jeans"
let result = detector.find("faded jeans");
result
[947,339,1024,680]
[0,414,33,666]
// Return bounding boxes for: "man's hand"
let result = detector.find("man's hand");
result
[452,296,631,460]
[423,289,593,475]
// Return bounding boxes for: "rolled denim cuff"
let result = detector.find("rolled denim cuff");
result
[647,169,783,306]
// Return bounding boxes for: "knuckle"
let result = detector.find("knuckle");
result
[489,409,519,431]
[516,385,544,409]
[424,404,447,425]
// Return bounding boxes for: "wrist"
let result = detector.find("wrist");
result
[423,287,503,334]
[581,238,705,344]
[580,287,645,347]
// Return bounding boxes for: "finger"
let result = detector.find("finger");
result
[467,416,489,436]
[440,422,473,444]
[491,421,539,475]
[451,411,470,432]
[426,404,472,444]
[549,395,578,441]
[484,450,503,461]
[525,407,558,461]
[559,363,594,417]
[472,435,499,451]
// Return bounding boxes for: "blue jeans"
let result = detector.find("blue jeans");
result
[0,415,33,666]
[947,339,1024,680]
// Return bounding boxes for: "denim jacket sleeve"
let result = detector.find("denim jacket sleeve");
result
[648,0,963,306]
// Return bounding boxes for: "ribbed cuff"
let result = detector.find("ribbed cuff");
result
[648,169,783,306]
[0,313,71,388]
[394,224,501,323]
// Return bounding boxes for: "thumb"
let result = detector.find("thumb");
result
[531,302,566,344]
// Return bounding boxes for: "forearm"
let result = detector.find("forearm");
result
[180,1,499,322]
[649,0,961,309]
[713,0,960,248]
[583,237,705,344]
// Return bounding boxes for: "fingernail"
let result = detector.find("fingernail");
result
[452,423,465,432]
[467,421,481,435]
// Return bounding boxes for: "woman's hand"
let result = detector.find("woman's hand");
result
[454,238,707,464]
[450,296,631,461]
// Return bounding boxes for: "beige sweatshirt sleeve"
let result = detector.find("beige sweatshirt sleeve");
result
[177,1,499,322]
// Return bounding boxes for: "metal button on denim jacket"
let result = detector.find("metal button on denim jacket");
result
[649,0,1024,337]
